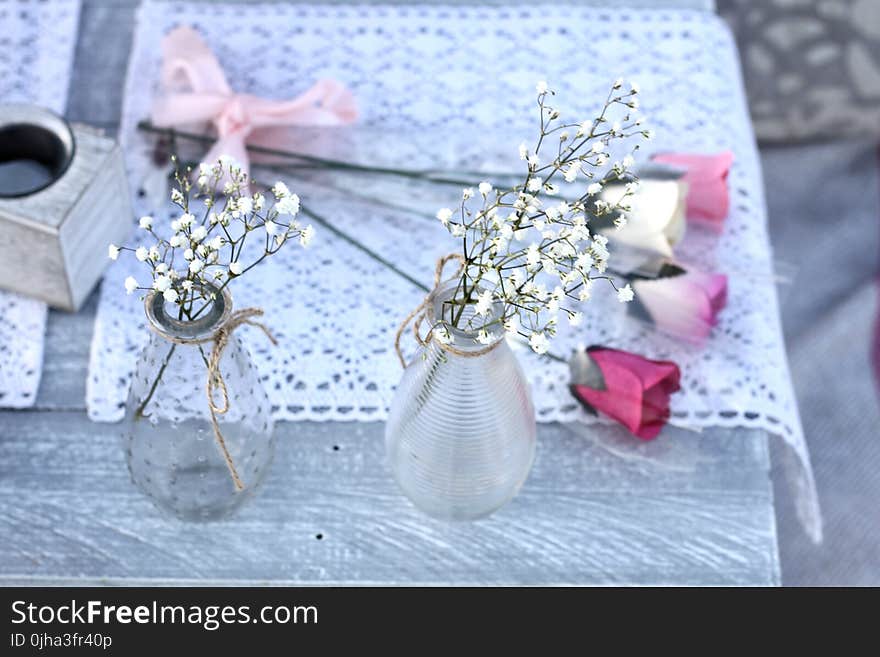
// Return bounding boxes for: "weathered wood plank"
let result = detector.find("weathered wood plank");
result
[34,289,99,410]
[0,412,778,585]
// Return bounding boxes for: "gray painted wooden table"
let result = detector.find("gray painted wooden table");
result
[0,0,780,586]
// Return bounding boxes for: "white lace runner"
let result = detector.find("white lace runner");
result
[91,1,821,539]
[0,0,80,408]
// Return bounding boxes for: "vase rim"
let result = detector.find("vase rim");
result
[143,282,233,344]
[425,277,506,351]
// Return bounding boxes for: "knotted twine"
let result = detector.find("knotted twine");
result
[394,254,503,368]
[153,307,277,492]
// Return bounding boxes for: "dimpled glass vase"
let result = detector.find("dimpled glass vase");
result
[122,285,274,521]
[385,279,536,520]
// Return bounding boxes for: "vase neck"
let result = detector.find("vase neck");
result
[426,278,505,352]
[144,283,233,344]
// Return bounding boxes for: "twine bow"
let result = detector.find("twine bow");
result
[394,254,502,368]
[159,307,277,492]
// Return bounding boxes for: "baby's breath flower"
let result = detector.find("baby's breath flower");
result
[189,259,205,274]
[228,262,243,276]
[475,329,493,345]
[135,247,148,262]
[163,288,179,304]
[299,224,315,247]
[536,80,548,94]
[617,284,634,303]
[529,332,549,354]
[139,216,153,230]
[108,244,120,260]
[474,289,494,317]
[124,276,137,294]
[436,208,453,226]
[276,194,300,216]
[419,81,646,355]
[578,280,594,301]
[152,275,171,292]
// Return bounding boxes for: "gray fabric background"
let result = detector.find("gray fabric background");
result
[720,0,880,142]
[762,140,880,585]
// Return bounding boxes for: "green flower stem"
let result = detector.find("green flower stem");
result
[137,121,515,187]
[134,343,176,419]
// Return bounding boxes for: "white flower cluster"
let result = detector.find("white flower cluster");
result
[109,157,313,320]
[434,80,647,353]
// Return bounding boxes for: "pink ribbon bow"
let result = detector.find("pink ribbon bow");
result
[151,26,358,173]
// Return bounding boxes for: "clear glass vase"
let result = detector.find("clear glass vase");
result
[122,285,275,521]
[385,279,536,520]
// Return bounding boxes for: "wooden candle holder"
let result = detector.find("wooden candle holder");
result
[0,105,132,311]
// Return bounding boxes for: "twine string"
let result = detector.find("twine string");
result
[394,254,502,368]
[150,307,277,492]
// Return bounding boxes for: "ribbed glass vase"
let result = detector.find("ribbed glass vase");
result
[385,279,536,520]
[122,285,275,521]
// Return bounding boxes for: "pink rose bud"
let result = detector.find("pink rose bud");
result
[630,267,728,343]
[652,151,734,229]
[569,347,681,440]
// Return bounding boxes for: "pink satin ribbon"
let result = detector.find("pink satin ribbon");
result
[151,26,357,173]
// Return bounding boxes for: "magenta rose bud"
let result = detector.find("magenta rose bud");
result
[652,151,733,228]
[631,268,728,343]
[569,347,681,440]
